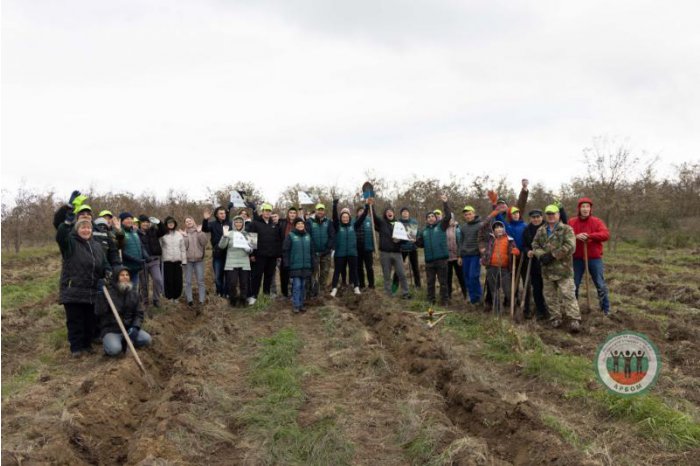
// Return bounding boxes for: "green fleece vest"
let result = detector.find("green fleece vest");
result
[335,223,358,258]
[422,224,448,263]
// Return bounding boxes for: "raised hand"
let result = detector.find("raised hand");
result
[522,178,529,190]
[197,224,202,233]
[440,193,448,203]
[203,208,211,220]
[112,217,121,231]
[223,225,230,235]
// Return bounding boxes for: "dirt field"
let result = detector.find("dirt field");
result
[2,243,699,465]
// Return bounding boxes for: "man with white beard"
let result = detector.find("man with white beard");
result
[98,266,152,356]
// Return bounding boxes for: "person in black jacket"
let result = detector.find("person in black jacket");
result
[98,266,152,356]
[370,198,410,299]
[55,207,111,357]
[202,205,233,297]
[247,202,284,303]
[93,217,122,266]
[137,214,166,307]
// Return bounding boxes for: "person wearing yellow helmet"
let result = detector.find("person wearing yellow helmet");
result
[305,202,336,297]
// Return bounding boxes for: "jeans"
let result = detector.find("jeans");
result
[461,255,482,303]
[380,251,408,296]
[103,330,152,356]
[292,277,306,310]
[357,250,375,288]
[425,259,449,304]
[573,258,610,312]
[185,261,206,304]
[212,256,227,296]
[64,303,97,353]
[332,256,359,287]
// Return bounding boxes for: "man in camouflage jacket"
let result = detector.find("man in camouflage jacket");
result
[530,204,581,333]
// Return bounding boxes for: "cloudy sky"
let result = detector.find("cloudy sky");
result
[2,0,699,202]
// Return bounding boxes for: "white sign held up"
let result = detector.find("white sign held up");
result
[392,222,409,241]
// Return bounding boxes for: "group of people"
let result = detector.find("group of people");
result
[54,180,611,356]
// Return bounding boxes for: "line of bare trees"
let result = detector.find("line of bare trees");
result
[3,141,699,253]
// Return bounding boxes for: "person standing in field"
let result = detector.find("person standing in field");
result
[446,214,467,300]
[568,197,611,316]
[416,194,452,306]
[159,216,186,301]
[202,204,232,298]
[283,218,315,313]
[306,203,335,297]
[530,205,581,333]
[355,204,376,290]
[218,215,253,307]
[330,198,368,296]
[182,216,208,308]
[479,219,520,314]
[370,198,411,299]
[248,202,284,303]
[394,207,421,289]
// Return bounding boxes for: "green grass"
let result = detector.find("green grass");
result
[1,244,56,263]
[1,363,40,400]
[541,414,588,450]
[239,328,354,465]
[1,272,59,309]
[443,310,700,450]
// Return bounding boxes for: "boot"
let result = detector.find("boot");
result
[330,288,338,298]
[353,287,361,295]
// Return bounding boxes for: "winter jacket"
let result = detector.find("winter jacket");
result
[458,216,483,256]
[201,216,232,259]
[55,219,111,305]
[92,219,122,266]
[506,219,527,250]
[479,218,519,268]
[97,266,144,337]
[160,229,187,264]
[416,202,451,263]
[373,209,404,253]
[399,218,419,252]
[306,216,335,256]
[249,216,284,258]
[183,227,208,263]
[138,222,166,258]
[521,221,544,276]
[283,229,314,278]
[532,222,576,281]
[219,229,253,271]
[568,197,610,260]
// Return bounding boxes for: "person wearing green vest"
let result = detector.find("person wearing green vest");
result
[283,218,315,313]
[330,199,370,296]
[115,212,147,291]
[355,205,375,289]
[306,203,336,297]
[416,194,452,305]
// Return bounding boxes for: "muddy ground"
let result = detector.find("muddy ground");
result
[1,244,699,465]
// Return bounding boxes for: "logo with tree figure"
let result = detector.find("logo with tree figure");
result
[595,331,661,396]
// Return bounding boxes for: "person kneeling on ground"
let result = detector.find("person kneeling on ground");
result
[98,267,152,356]
[283,218,314,313]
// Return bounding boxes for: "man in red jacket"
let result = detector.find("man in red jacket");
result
[568,197,610,315]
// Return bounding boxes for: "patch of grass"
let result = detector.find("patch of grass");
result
[240,328,354,465]
[1,272,59,310]
[46,326,68,351]
[1,244,56,264]
[522,350,593,387]
[1,363,40,400]
[567,390,700,450]
[396,396,443,465]
[541,414,588,450]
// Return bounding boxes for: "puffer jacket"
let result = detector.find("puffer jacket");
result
[458,216,483,256]
[160,227,187,264]
[97,266,144,337]
[56,217,111,305]
[183,227,208,262]
[373,208,404,253]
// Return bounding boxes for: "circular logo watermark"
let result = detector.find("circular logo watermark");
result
[595,331,661,396]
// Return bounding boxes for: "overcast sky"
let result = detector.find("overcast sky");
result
[2,0,699,203]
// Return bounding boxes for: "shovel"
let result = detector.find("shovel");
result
[104,286,152,384]
[583,241,593,314]
[362,181,380,261]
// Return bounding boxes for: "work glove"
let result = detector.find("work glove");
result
[245,200,256,210]
[69,190,88,208]
[539,252,555,265]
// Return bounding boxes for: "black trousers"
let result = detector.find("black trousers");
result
[357,250,375,288]
[447,259,467,298]
[251,256,278,297]
[64,302,97,353]
[226,269,250,305]
[522,257,549,319]
[280,266,291,297]
[332,256,359,287]
[425,259,449,304]
[163,261,183,299]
